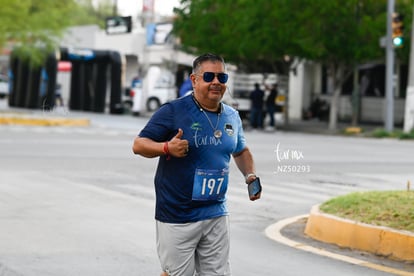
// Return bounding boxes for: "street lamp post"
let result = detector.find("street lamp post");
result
[385,0,395,132]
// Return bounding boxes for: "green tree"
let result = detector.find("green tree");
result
[173,0,293,74]
[0,0,116,66]
[291,0,387,130]
[173,0,413,130]
[0,0,79,65]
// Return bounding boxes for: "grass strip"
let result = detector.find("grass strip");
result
[320,190,414,232]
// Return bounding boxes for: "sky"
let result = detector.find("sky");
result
[116,0,181,16]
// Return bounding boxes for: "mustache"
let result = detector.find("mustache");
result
[209,85,224,91]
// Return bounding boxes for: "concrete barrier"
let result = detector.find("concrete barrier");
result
[305,205,414,262]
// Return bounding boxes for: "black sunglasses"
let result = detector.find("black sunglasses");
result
[199,72,229,84]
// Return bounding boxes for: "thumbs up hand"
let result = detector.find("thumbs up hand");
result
[173,128,184,139]
[167,128,189,158]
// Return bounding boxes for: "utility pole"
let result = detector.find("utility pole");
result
[385,0,395,132]
[351,1,361,127]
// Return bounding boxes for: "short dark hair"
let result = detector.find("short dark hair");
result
[192,53,226,73]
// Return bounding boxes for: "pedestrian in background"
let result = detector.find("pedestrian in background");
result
[265,82,278,130]
[55,83,64,107]
[132,53,261,276]
[178,76,193,97]
[249,83,264,129]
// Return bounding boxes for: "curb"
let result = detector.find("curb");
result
[0,115,90,127]
[265,215,414,276]
[304,205,414,263]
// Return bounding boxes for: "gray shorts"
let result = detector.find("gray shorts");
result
[156,216,231,276]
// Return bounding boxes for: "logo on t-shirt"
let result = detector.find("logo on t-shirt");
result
[191,122,202,131]
[224,123,234,136]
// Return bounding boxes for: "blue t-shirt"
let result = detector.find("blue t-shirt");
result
[138,94,246,223]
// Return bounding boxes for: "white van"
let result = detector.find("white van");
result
[131,66,176,115]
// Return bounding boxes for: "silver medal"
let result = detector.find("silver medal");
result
[214,130,222,138]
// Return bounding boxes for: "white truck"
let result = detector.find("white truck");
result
[222,73,288,123]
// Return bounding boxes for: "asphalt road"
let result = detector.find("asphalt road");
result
[0,103,413,275]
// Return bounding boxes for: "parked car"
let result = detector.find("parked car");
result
[0,74,9,99]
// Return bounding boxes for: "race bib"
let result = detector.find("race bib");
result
[192,168,229,201]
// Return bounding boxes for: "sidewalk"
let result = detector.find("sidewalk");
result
[278,118,382,136]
